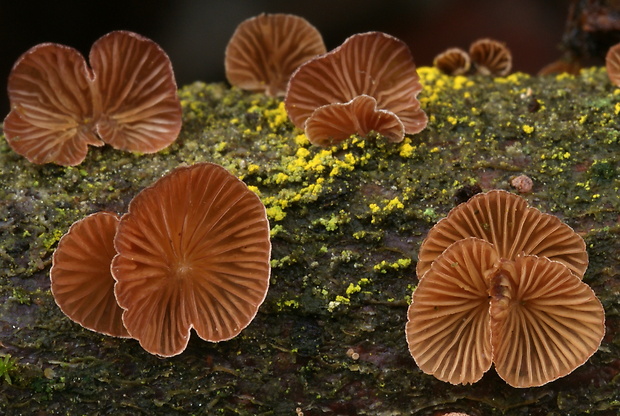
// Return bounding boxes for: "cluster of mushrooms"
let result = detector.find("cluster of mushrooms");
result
[2,13,610,387]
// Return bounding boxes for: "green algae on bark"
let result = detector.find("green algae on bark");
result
[0,67,619,415]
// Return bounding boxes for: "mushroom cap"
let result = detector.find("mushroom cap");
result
[433,47,471,76]
[111,162,271,357]
[4,43,102,166]
[225,13,326,97]
[90,30,182,153]
[3,31,181,165]
[406,237,498,385]
[416,190,588,280]
[489,254,605,388]
[285,31,427,136]
[469,38,512,76]
[50,212,130,338]
[605,42,620,86]
[304,95,405,146]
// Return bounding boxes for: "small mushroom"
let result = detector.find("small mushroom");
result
[605,42,620,86]
[406,237,498,385]
[304,95,404,146]
[469,38,512,76]
[112,163,271,357]
[285,31,427,145]
[225,13,326,97]
[433,47,471,76]
[416,190,588,280]
[3,31,181,165]
[489,254,605,388]
[50,212,129,338]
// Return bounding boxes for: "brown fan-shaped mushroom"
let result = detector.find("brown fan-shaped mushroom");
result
[605,42,620,86]
[3,31,181,166]
[469,38,512,76]
[225,13,326,97]
[304,95,405,146]
[433,47,471,76]
[406,238,499,385]
[50,212,129,338]
[112,163,271,357]
[489,254,605,388]
[285,31,427,146]
[416,190,588,280]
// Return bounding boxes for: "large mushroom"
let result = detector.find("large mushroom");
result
[111,163,271,357]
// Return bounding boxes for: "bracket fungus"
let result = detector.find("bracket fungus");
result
[284,31,427,146]
[50,212,129,338]
[225,13,326,97]
[469,38,512,76]
[407,190,605,388]
[4,30,182,166]
[111,163,271,357]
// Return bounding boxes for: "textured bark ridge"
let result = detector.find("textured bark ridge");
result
[0,67,619,415]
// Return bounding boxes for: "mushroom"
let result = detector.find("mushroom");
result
[406,237,498,385]
[225,13,326,97]
[433,47,471,76]
[50,212,129,338]
[469,38,512,76]
[111,162,271,357]
[605,42,620,86]
[3,31,181,165]
[489,254,605,388]
[285,31,427,146]
[416,190,588,280]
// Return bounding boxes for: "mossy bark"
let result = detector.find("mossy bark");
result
[0,67,619,415]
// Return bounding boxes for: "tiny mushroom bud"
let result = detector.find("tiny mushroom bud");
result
[225,13,326,97]
[3,31,181,165]
[433,47,471,75]
[112,163,271,357]
[469,38,512,76]
[50,212,129,338]
[285,31,427,146]
[605,42,620,86]
[510,174,533,193]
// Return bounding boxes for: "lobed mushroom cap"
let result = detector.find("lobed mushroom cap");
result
[285,31,427,138]
[225,13,326,97]
[304,95,405,146]
[111,163,271,357]
[90,30,182,154]
[469,38,512,76]
[416,190,588,280]
[4,43,102,166]
[50,212,129,338]
[406,238,498,385]
[3,31,181,165]
[605,42,620,86]
[489,254,605,388]
[433,47,471,76]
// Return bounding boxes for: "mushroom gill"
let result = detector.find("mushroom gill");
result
[469,38,512,76]
[416,190,588,280]
[225,13,326,97]
[285,31,427,146]
[605,42,620,86]
[433,47,471,76]
[50,212,129,338]
[489,254,605,388]
[111,163,271,357]
[3,31,181,165]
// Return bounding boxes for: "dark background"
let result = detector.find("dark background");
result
[0,0,569,117]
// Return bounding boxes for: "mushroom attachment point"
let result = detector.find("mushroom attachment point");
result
[112,163,271,357]
[225,13,326,97]
[285,31,427,146]
[50,212,130,338]
[3,31,181,165]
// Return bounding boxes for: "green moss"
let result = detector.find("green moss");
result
[1,69,619,414]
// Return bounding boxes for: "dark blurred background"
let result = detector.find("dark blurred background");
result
[0,0,575,117]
